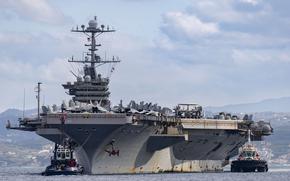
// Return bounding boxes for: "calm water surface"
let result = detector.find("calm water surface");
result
[0,167,290,181]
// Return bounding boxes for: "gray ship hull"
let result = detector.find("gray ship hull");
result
[36,116,247,174]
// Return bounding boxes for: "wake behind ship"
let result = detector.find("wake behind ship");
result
[7,17,273,174]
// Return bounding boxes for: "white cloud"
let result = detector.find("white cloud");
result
[192,0,242,22]
[189,0,271,23]
[0,31,85,68]
[153,34,176,51]
[0,0,68,24]
[151,0,290,107]
[0,57,73,112]
[0,32,32,44]
[240,0,261,6]
[161,12,219,41]
[156,0,290,66]
[232,49,290,66]
[0,58,71,82]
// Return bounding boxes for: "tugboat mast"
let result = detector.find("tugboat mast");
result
[247,129,251,144]
[36,82,42,121]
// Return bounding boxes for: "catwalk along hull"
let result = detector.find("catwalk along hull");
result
[35,113,249,174]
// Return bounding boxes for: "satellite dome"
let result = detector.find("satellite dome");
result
[88,20,97,28]
[84,75,91,82]
[262,124,272,134]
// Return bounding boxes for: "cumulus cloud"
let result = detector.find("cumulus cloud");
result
[0,58,71,82]
[0,0,69,24]
[0,31,84,67]
[240,0,261,6]
[156,0,290,65]
[0,32,32,44]
[152,0,290,106]
[232,49,290,66]
[187,0,271,24]
[189,0,243,23]
[161,12,219,41]
[0,57,72,111]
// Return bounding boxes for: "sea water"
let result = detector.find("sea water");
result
[1,167,290,181]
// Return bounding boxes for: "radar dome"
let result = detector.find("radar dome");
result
[262,124,272,134]
[88,20,97,28]
[84,75,91,82]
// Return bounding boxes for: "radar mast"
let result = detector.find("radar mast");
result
[62,17,120,107]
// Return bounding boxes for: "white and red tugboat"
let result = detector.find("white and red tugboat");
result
[42,143,84,176]
[231,130,268,172]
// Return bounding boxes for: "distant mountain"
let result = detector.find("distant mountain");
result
[0,108,36,118]
[206,97,290,113]
[0,108,55,167]
[0,108,23,118]
[0,108,47,148]
[0,108,36,132]
[0,109,22,133]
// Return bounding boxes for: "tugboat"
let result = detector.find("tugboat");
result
[231,130,268,172]
[42,142,84,176]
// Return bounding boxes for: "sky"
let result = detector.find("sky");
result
[0,0,290,112]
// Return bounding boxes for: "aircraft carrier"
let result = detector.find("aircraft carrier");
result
[7,17,273,174]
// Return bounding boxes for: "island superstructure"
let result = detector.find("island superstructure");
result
[62,17,119,106]
[7,17,273,174]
